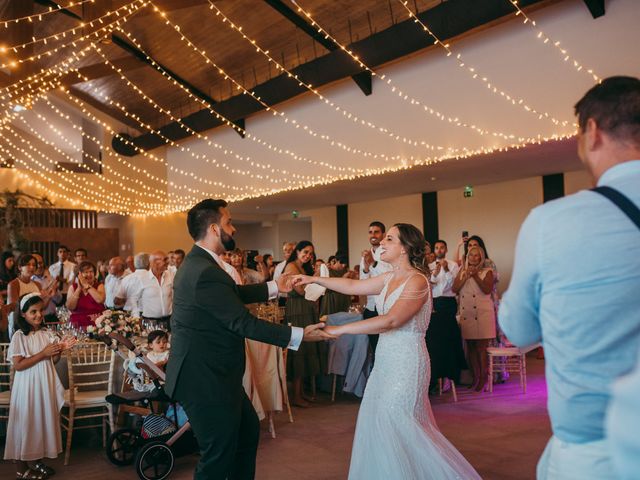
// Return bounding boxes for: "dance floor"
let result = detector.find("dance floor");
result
[0,355,550,479]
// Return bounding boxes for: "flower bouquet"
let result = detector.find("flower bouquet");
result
[87,309,142,339]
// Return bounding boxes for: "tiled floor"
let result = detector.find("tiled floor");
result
[0,356,550,479]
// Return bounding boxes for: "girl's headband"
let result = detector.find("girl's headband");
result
[19,292,42,311]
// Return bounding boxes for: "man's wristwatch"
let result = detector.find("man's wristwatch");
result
[371,261,378,269]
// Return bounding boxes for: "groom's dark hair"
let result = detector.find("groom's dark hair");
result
[187,199,228,241]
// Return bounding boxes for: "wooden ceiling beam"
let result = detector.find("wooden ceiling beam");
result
[582,0,605,18]
[110,34,246,138]
[263,0,372,96]
[67,85,142,131]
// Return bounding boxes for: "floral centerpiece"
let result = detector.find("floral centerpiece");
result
[87,309,142,339]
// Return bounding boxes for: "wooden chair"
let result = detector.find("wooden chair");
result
[0,343,12,425]
[437,378,458,402]
[61,342,116,465]
[487,347,527,394]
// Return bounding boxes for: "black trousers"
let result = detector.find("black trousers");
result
[179,392,260,480]
[426,297,466,385]
[363,308,379,364]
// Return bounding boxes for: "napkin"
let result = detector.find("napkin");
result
[304,282,326,301]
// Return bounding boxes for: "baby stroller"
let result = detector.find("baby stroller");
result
[100,333,197,480]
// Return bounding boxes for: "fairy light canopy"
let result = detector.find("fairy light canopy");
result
[1,0,639,216]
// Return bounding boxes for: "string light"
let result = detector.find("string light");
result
[147,3,455,165]
[392,0,575,126]
[0,1,95,28]
[0,0,146,68]
[204,1,462,153]
[0,5,144,104]
[87,44,322,184]
[508,0,601,82]
[99,34,366,176]
[0,124,155,214]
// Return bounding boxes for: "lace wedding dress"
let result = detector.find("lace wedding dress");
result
[348,273,481,479]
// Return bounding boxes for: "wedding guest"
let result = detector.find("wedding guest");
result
[500,76,640,479]
[427,240,466,390]
[273,242,295,306]
[130,250,174,330]
[168,251,176,272]
[115,253,149,312]
[48,245,74,303]
[96,259,108,284]
[217,250,242,285]
[0,251,16,300]
[256,253,275,281]
[3,293,76,480]
[104,257,128,309]
[31,253,61,323]
[359,221,393,359]
[7,255,51,338]
[124,255,135,274]
[321,253,352,315]
[66,261,105,330]
[174,249,185,269]
[146,330,170,369]
[229,248,262,285]
[452,245,495,392]
[284,241,322,407]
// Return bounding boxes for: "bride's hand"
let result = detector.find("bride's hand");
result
[324,325,342,337]
[291,274,315,287]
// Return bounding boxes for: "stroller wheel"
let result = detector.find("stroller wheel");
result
[135,441,175,480]
[106,428,141,466]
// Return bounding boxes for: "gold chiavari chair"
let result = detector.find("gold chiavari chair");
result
[61,341,115,465]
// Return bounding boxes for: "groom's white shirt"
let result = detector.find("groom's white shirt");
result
[196,244,303,350]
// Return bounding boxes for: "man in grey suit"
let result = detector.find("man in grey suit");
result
[165,199,332,479]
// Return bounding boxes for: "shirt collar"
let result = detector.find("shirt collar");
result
[597,160,640,187]
[196,243,229,270]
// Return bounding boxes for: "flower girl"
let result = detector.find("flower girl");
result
[4,293,77,479]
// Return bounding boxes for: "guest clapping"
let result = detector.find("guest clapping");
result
[452,246,495,392]
[6,255,51,337]
[66,261,105,330]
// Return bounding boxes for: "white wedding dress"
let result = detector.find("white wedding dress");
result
[348,273,481,479]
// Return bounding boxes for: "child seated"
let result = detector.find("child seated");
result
[146,330,169,369]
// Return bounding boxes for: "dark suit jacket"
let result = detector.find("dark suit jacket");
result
[165,245,292,404]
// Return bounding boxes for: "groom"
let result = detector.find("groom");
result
[165,199,332,480]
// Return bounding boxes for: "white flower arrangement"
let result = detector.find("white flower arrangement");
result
[87,309,141,339]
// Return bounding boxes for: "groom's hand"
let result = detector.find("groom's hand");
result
[276,273,293,293]
[303,322,336,341]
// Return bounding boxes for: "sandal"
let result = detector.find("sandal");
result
[33,462,55,477]
[16,468,47,480]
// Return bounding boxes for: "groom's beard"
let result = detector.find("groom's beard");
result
[220,228,236,251]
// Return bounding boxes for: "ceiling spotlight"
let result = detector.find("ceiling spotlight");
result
[12,105,27,112]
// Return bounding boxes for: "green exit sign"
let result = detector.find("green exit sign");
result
[463,185,474,198]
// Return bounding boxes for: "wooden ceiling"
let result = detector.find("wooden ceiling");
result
[1,0,442,131]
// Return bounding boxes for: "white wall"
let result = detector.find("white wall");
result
[348,194,423,268]
[564,168,593,195]
[438,177,543,294]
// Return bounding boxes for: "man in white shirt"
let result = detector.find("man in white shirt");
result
[48,245,75,303]
[104,256,129,309]
[427,240,466,389]
[273,241,295,306]
[359,221,392,358]
[115,252,149,312]
[131,250,174,329]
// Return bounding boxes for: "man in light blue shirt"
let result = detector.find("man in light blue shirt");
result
[499,76,640,479]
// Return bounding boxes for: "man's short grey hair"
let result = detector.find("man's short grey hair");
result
[134,252,150,270]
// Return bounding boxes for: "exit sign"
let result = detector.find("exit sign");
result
[463,185,474,198]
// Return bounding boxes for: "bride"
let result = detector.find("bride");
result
[294,223,481,479]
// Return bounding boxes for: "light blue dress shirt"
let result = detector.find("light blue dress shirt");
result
[606,350,640,479]
[499,160,640,444]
